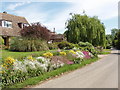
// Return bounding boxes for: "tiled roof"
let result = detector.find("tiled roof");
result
[0,12,28,36]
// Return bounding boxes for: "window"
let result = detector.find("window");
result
[23,23,29,27]
[18,23,29,28]
[18,23,23,28]
[2,20,12,28]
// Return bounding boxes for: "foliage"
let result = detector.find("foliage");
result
[7,57,98,89]
[69,50,76,54]
[1,56,64,88]
[57,41,74,49]
[2,47,98,88]
[10,37,49,52]
[65,14,106,47]
[0,36,4,45]
[48,43,58,50]
[111,28,119,40]
[59,52,66,56]
[112,29,120,49]
[21,22,51,40]
[43,52,53,58]
[78,42,98,57]
[105,34,112,49]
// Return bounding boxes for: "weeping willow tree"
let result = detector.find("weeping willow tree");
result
[64,14,106,47]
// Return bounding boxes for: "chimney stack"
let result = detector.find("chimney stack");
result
[3,11,7,14]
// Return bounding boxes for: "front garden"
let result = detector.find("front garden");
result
[1,48,98,89]
[0,21,111,89]
[1,40,112,89]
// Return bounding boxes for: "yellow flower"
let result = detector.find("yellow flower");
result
[27,56,34,61]
[69,50,76,54]
[59,52,66,56]
[0,70,5,74]
[5,57,15,65]
[43,52,53,58]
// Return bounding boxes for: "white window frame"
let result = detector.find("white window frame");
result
[2,20,12,28]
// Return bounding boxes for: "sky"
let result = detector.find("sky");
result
[0,0,119,34]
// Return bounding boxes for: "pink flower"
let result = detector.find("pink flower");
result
[67,61,74,64]
[82,51,91,59]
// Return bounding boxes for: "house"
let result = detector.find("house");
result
[0,12,64,47]
[0,12,29,47]
[49,34,65,43]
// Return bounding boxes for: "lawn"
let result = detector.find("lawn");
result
[2,49,55,60]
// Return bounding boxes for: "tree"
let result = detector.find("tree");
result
[64,14,106,47]
[21,22,51,40]
[112,29,120,49]
[111,28,119,40]
[106,34,112,49]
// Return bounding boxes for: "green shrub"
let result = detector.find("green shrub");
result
[106,44,112,49]
[0,36,4,45]
[48,43,58,50]
[78,42,93,47]
[10,37,49,52]
[57,41,74,49]
[78,42,98,57]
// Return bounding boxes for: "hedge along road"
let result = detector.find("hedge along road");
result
[28,50,118,88]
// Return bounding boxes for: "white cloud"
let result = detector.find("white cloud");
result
[6,0,119,34]
[6,2,31,10]
[42,0,119,33]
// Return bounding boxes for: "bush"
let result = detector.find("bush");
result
[57,41,74,49]
[10,37,49,52]
[0,36,4,45]
[48,43,58,50]
[78,42,98,57]
[106,44,112,49]
[78,42,93,47]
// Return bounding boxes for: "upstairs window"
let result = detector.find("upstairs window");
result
[18,23,23,28]
[2,20,12,28]
[18,23,29,28]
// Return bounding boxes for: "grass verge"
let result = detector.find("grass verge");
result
[4,57,98,89]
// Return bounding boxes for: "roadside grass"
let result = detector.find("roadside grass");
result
[99,52,111,55]
[103,49,111,51]
[98,49,111,55]
[5,57,98,89]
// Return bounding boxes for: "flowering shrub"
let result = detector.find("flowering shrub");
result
[59,52,66,56]
[5,57,15,65]
[82,51,91,59]
[69,50,76,54]
[27,56,35,61]
[76,51,85,59]
[43,52,53,58]
[1,49,96,88]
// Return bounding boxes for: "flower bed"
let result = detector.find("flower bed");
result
[1,50,95,88]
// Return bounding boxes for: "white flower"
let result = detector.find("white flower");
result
[13,60,27,72]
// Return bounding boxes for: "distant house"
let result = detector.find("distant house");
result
[0,12,29,47]
[49,34,64,43]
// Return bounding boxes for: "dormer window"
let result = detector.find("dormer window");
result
[18,23,29,28]
[1,20,12,28]
[18,23,23,28]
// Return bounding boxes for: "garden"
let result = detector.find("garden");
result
[0,14,112,89]
[1,38,112,89]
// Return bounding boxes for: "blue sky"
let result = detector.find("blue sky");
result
[1,0,119,34]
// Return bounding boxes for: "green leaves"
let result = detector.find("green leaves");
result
[65,14,106,47]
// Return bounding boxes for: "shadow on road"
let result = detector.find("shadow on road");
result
[112,53,120,55]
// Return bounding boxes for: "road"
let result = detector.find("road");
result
[30,50,118,88]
